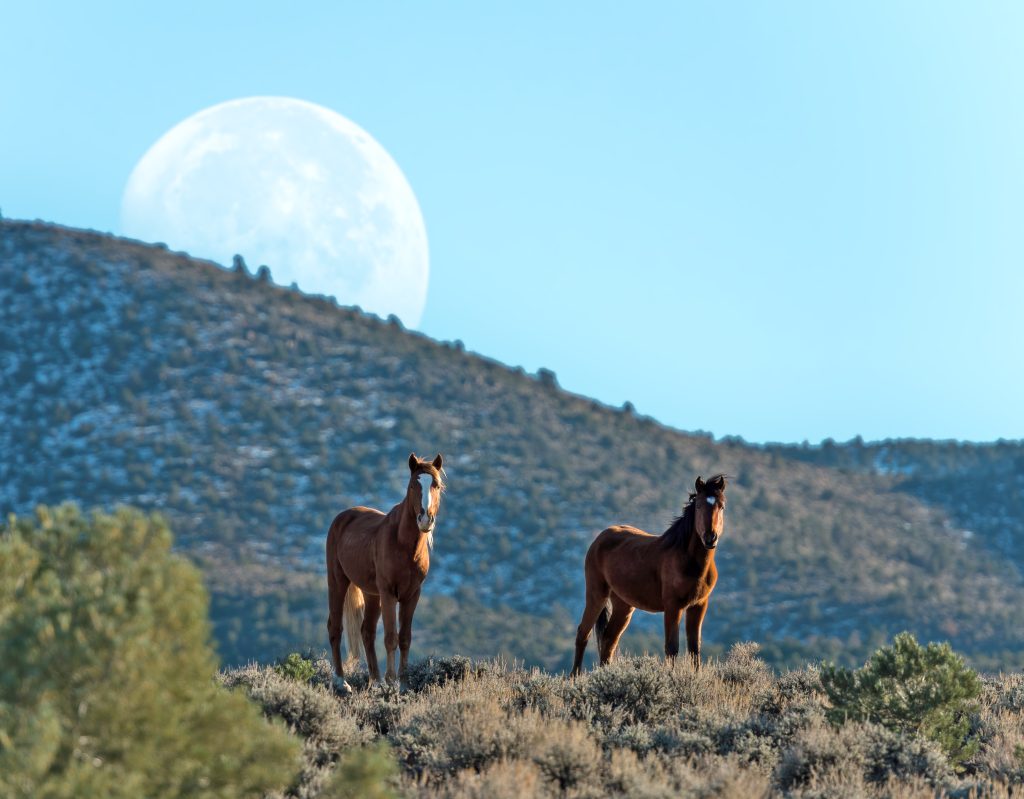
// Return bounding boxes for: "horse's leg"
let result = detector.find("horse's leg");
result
[326,553,350,688]
[663,602,684,666]
[571,582,610,677]
[685,601,708,671]
[361,593,382,683]
[380,592,399,685]
[398,587,421,691]
[598,594,635,665]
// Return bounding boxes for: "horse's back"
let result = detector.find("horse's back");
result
[327,506,389,586]
[330,506,385,531]
[585,524,665,611]
[327,506,386,554]
[585,523,657,575]
[588,524,656,554]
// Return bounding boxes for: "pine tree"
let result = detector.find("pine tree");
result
[0,505,300,798]
[821,632,981,766]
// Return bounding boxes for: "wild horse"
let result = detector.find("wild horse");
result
[571,474,727,676]
[326,452,444,692]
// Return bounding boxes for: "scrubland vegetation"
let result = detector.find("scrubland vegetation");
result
[227,645,1024,798]
[4,505,1024,797]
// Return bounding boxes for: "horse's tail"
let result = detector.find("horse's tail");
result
[344,584,365,663]
[594,599,612,654]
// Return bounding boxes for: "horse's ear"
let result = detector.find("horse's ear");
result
[695,476,706,494]
[408,453,419,472]
[432,453,444,470]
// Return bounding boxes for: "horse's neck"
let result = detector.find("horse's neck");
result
[388,496,430,555]
[683,538,714,577]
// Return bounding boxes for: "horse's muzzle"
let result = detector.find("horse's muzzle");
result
[417,514,435,533]
[702,533,719,549]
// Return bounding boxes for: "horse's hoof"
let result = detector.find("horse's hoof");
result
[332,676,353,696]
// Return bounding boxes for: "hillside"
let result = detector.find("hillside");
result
[769,438,1024,577]
[2,219,1024,670]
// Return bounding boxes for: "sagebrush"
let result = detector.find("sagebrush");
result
[226,643,1024,798]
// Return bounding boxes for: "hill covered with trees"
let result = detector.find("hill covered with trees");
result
[2,219,1023,671]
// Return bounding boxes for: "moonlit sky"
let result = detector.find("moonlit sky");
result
[2,2,1023,443]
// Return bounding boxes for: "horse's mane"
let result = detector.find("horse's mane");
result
[659,498,696,549]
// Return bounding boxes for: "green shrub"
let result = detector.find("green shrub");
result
[820,632,981,767]
[276,651,318,683]
[0,505,300,798]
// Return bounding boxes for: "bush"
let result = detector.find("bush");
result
[276,652,318,683]
[719,641,773,687]
[405,655,475,692]
[776,720,949,792]
[530,722,601,793]
[574,656,678,725]
[0,505,300,798]
[820,632,981,767]
[322,743,398,799]
[224,664,367,752]
[394,697,533,777]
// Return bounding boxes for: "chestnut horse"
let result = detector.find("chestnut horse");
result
[571,474,727,676]
[326,452,444,693]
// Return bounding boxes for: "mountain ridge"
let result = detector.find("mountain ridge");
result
[3,218,1023,670]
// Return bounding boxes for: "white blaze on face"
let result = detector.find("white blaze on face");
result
[706,496,716,506]
[417,473,434,518]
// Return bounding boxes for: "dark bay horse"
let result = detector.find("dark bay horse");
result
[326,452,444,693]
[571,474,727,676]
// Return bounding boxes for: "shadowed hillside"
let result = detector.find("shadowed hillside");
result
[769,438,1024,578]
[2,219,1024,670]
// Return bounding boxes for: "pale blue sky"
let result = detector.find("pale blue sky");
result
[3,2,1023,443]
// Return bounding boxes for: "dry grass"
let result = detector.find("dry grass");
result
[223,644,1024,798]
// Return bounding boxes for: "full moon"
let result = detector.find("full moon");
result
[120,96,429,327]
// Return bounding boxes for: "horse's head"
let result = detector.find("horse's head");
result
[407,452,444,533]
[692,474,727,550]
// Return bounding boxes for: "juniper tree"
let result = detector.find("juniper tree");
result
[821,632,981,767]
[0,505,300,798]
